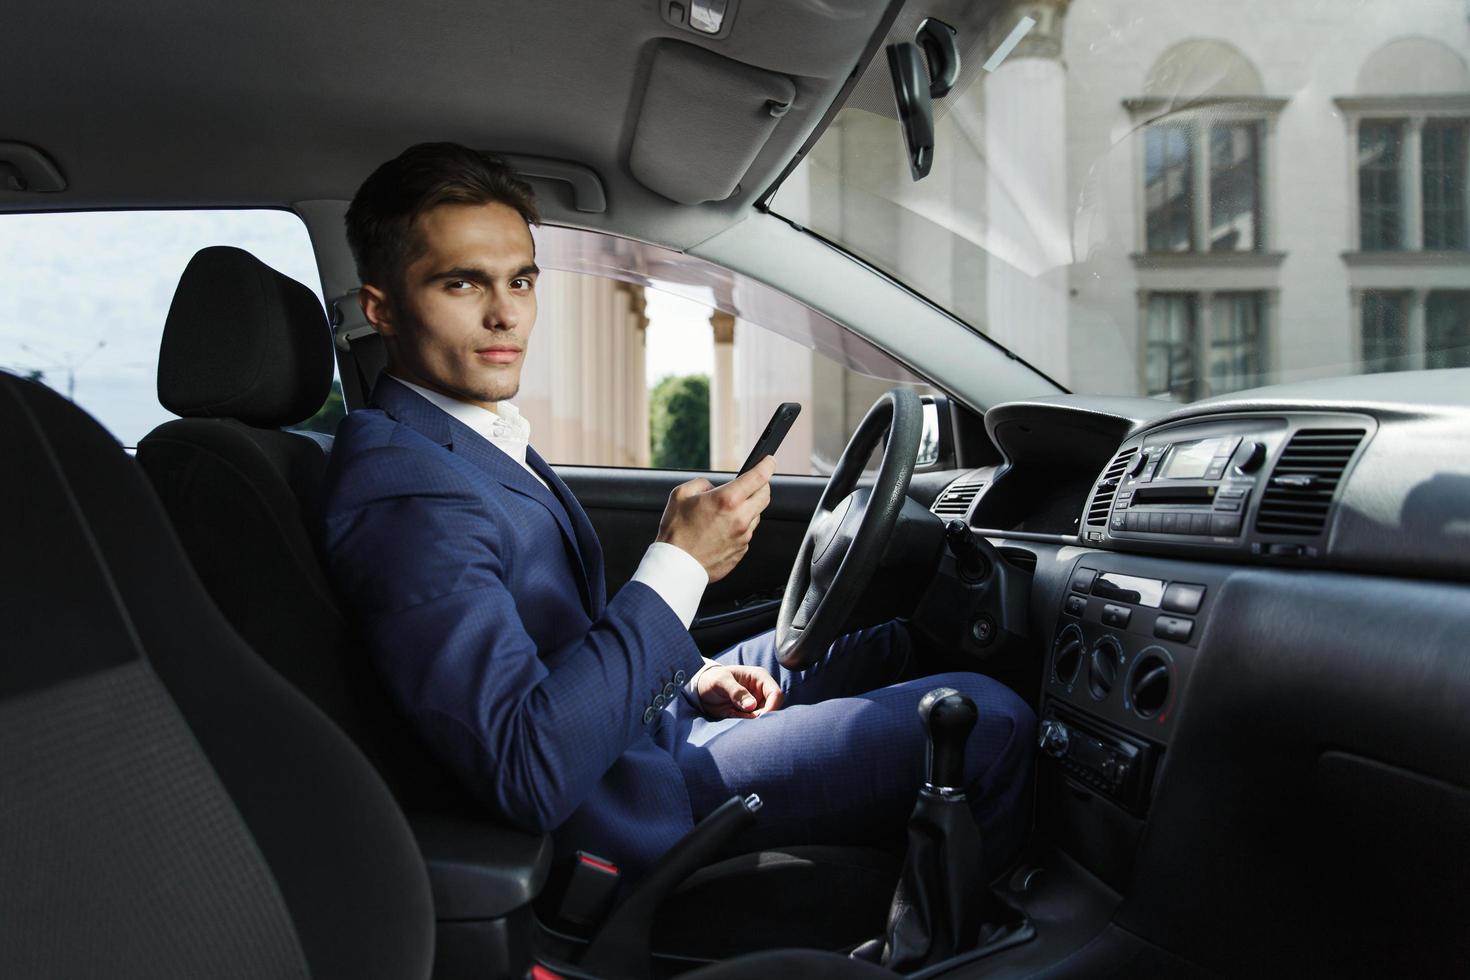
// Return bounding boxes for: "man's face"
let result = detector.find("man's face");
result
[368,201,538,411]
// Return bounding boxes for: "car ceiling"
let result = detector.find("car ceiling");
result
[2,0,903,250]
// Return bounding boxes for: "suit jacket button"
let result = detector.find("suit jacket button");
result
[674,670,687,685]
[642,706,656,724]
[653,694,668,710]
[662,682,677,698]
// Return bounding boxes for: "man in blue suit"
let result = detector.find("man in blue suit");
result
[321,144,1035,880]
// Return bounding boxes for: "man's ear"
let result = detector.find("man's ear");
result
[359,284,396,338]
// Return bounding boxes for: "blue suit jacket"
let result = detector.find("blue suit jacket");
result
[320,376,706,873]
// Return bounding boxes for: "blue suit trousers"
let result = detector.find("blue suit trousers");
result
[669,623,1037,871]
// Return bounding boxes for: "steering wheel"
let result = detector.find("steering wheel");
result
[775,388,924,669]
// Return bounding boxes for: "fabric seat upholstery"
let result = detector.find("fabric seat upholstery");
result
[0,372,434,978]
[136,246,459,804]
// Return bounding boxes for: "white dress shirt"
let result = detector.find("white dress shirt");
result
[391,377,720,701]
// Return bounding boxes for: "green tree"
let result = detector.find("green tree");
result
[295,379,346,435]
[649,373,710,470]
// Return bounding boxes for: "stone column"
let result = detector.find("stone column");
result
[1405,117,1425,251]
[982,0,1072,383]
[1408,289,1428,370]
[709,310,738,471]
[631,292,650,467]
[610,280,651,466]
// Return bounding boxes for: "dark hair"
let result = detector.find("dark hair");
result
[345,142,540,290]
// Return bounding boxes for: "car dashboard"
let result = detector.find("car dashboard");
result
[921,367,1470,976]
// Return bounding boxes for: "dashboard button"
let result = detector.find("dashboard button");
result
[1149,512,1164,533]
[1064,595,1086,617]
[1110,512,1126,530]
[1101,604,1131,628]
[1071,568,1097,594]
[1235,440,1267,473]
[1162,583,1206,613]
[1190,513,1211,535]
[1210,513,1242,536]
[1215,498,1242,512]
[1161,512,1179,533]
[1218,485,1248,499]
[1205,461,1227,479]
[1154,615,1194,643]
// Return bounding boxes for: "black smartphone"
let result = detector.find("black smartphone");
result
[737,402,802,475]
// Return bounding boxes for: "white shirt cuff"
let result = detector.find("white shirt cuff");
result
[682,657,721,710]
[631,541,709,629]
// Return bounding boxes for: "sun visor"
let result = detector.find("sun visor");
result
[630,41,796,205]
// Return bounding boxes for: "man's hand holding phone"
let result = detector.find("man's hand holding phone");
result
[656,402,800,584]
[656,457,775,583]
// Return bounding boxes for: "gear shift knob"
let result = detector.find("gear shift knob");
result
[919,687,977,790]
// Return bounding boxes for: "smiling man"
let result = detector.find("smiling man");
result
[320,143,1035,883]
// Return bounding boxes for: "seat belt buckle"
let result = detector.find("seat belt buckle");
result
[557,851,620,926]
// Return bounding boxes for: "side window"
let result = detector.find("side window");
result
[0,209,333,448]
[522,252,933,476]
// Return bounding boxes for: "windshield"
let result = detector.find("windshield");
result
[770,0,1470,403]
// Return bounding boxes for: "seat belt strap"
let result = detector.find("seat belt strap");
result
[329,290,385,407]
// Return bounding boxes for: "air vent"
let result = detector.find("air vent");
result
[1085,448,1138,526]
[931,476,986,518]
[1254,429,1366,536]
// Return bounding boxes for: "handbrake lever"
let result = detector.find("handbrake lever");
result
[580,793,763,979]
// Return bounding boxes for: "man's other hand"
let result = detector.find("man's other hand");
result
[656,456,775,584]
[696,663,784,719]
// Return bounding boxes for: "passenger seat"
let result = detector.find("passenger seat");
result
[136,246,454,804]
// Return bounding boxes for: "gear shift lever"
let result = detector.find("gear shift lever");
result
[883,687,990,971]
[923,685,977,790]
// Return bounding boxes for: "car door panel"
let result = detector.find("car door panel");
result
[555,467,824,654]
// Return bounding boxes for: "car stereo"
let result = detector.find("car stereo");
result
[1107,434,1264,541]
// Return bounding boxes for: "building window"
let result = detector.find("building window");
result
[1358,122,1404,251]
[1360,290,1412,372]
[1146,293,1199,399]
[1422,122,1468,251]
[1426,290,1470,369]
[1208,123,1262,251]
[1146,291,1270,401]
[1208,292,1266,393]
[1145,124,1193,252]
[1144,120,1265,253]
[1356,118,1469,252]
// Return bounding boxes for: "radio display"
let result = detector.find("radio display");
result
[1160,438,1227,479]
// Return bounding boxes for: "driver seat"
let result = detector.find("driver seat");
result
[134,246,902,959]
[0,370,899,979]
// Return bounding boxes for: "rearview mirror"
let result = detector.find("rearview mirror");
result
[885,43,934,181]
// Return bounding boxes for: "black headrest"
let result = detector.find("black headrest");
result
[158,246,332,427]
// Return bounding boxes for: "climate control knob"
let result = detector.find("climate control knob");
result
[1038,720,1071,758]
